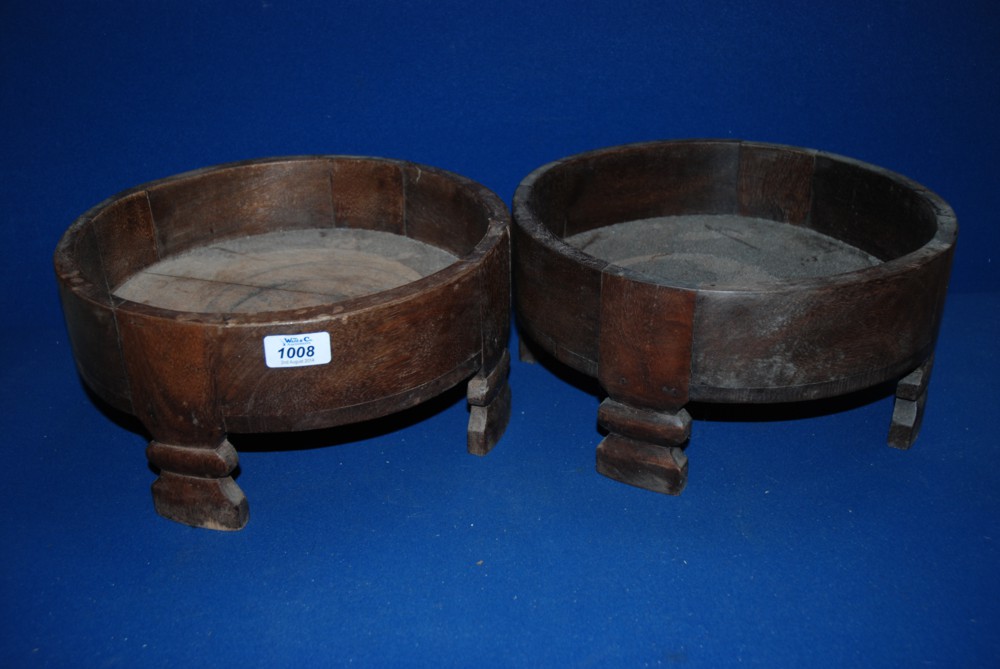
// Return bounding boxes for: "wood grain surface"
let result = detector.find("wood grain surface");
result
[513,139,956,496]
[114,228,457,313]
[55,155,512,529]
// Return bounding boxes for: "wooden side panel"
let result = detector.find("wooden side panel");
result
[146,160,335,257]
[518,161,577,237]
[330,159,405,234]
[56,216,105,289]
[116,309,223,444]
[403,166,488,256]
[54,222,132,410]
[738,143,815,224]
[598,269,696,411]
[478,226,511,371]
[92,190,159,289]
[562,141,740,237]
[513,222,604,375]
[809,154,938,260]
[57,286,132,411]
[690,247,954,402]
[216,265,483,432]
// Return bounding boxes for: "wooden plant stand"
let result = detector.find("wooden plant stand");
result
[56,156,511,529]
[513,140,956,495]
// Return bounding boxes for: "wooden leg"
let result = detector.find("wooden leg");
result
[888,356,934,450]
[467,349,512,456]
[595,398,690,495]
[146,438,248,530]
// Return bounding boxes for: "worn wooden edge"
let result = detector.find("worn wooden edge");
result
[896,356,934,401]
[70,229,488,438]
[146,439,239,478]
[224,355,480,434]
[512,319,599,378]
[117,310,224,444]
[598,266,696,410]
[56,155,511,325]
[151,471,248,531]
[595,434,688,496]
[467,381,512,456]
[55,281,134,412]
[53,212,113,304]
[512,139,956,403]
[512,139,956,296]
[597,399,692,446]
[888,388,929,450]
[689,246,952,396]
[475,225,512,372]
[511,213,605,374]
[56,156,511,420]
[467,349,511,406]
[810,147,958,244]
[118,262,484,432]
[688,345,935,404]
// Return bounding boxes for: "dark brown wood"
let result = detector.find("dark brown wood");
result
[688,245,952,402]
[598,268,696,411]
[147,440,247,531]
[402,163,492,256]
[213,264,482,428]
[595,264,694,493]
[808,154,940,260]
[738,142,814,224]
[889,356,934,449]
[513,140,956,497]
[476,225,512,374]
[511,204,605,376]
[468,378,512,456]
[330,158,405,234]
[55,156,511,530]
[895,354,934,401]
[467,349,510,407]
[116,307,224,445]
[91,190,160,288]
[147,160,335,257]
[559,141,740,237]
[596,435,688,495]
[467,348,512,456]
[467,221,512,456]
[150,471,248,532]
[55,282,131,412]
[597,399,691,446]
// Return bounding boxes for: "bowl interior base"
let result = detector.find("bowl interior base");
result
[113,228,458,313]
[564,214,881,288]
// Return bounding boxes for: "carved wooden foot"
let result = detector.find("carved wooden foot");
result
[467,349,512,455]
[146,439,249,530]
[595,398,691,494]
[888,356,934,450]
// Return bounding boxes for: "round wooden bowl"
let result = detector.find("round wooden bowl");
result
[55,156,512,530]
[513,140,956,495]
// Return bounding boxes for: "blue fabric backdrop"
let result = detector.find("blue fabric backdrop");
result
[2,1,998,666]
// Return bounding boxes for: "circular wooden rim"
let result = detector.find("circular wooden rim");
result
[512,139,957,401]
[55,155,510,326]
[513,139,957,295]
